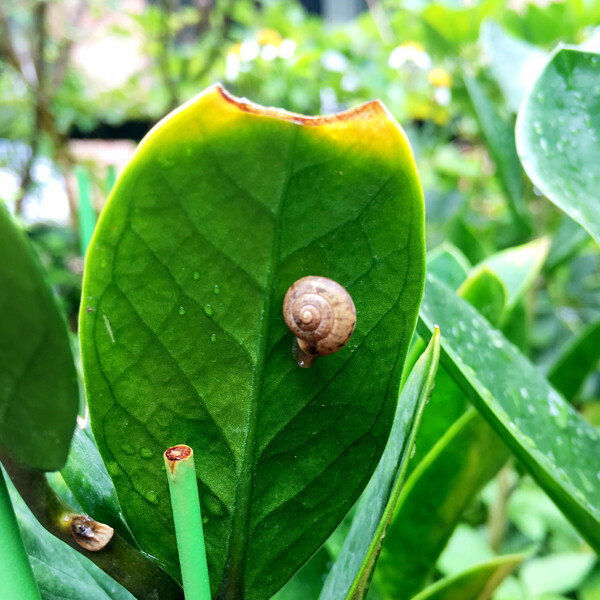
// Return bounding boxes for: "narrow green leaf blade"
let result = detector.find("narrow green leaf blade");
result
[80,86,425,599]
[418,274,600,552]
[0,205,78,471]
[319,328,440,600]
[464,74,529,230]
[516,48,600,245]
[374,410,509,599]
[60,426,131,542]
[410,554,524,600]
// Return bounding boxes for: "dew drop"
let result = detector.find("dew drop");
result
[144,490,159,504]
[106,461,121,476]
[540,137,549,154]
[140,447,154,459]
[203,304,214,317]
[121,443,135,456]
[210,333,217,343]
[179,306,186,316]
[192,271,200,281]
[520,387,529,399]
[213,284,221,295]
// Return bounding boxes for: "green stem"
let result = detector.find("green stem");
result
[164,445,211,600]
[0,469,42,599]
[1,451,182,600]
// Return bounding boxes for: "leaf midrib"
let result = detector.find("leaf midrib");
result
[221,126,299,600]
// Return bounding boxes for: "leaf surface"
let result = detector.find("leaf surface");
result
[410,554,524,600]
[0,205,78,471]
[516,48,600,245]
[319,329,440,600]
[418,274,600,552]
[80,85,425,599]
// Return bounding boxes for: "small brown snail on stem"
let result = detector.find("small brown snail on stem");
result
[70,515,114,551]
[283,276,356,368]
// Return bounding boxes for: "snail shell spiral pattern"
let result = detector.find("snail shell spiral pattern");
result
[282,276,356,368]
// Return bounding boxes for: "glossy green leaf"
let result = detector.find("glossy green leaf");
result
[418,274,600,553]
[471,237,550,318]
[373,410,509,599]
[80,85,425,598]
[463,74,529,230]
[60,426,131,542]
[411,553,524,600]
[319,329,440,600]
[7,471,134,600]
[516,48,600,245]
[546,319,600,402]
[545,217,591,271]
[480,21,546,113]
[0,204,78,471]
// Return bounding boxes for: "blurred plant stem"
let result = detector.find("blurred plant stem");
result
[488,463,512,552]
[0,450,183,600]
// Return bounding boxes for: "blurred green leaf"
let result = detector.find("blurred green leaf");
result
[272,547,331,600]
[427,244,471,290]
[80,85,425,598]
[480,21,546,113]
[473,237,550,319]
[320,329,440,600]
[419,274,600,554]
[546,319,600,402]
[458,268,507,326]
[0,205,78,471]
[463,74,529,231]
[438,524,495,576]
[516,48,600,245]
[520,553,596,597]
[411,553,524,600]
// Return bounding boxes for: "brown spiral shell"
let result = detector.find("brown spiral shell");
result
[282,276,356,367]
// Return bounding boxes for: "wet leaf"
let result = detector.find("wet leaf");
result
[0,205,78,471]
[516,48,600,245]
[419,274,600,553]
[80,85,425,598]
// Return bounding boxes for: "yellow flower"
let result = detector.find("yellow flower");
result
[428,67,452,88]
[256,28,283,47]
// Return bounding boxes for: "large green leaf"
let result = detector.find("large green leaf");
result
[0,205,78,471]
[516,48,600,245]
[373,410,509,599]
[319,328,440,600]
[80,85,425,598]
[418,274,600,552]
[410,554,524,600]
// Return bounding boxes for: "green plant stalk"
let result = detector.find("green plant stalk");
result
[164,445,211,600]
[0,451,182,600]
[0,469,42,599]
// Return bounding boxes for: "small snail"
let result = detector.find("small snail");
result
[283,276,356,368]
[70,515,114,551]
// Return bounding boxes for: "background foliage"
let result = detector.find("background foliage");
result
[1,0,599,599]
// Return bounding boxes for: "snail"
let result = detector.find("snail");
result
[282,276,356,368]
[70,515,114,551]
